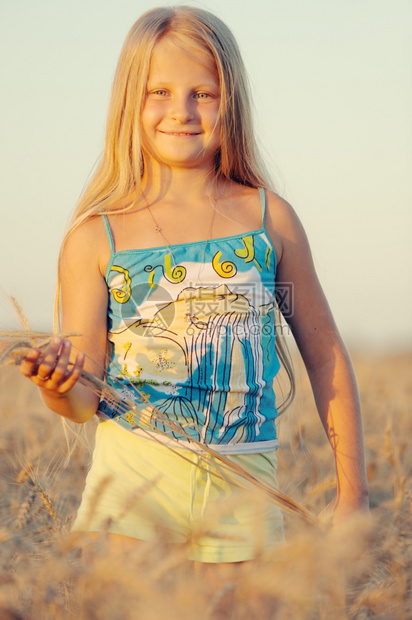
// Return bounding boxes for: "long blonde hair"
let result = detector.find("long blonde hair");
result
[57,5,295,413]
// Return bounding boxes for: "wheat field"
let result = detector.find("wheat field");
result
[0,350,411,619]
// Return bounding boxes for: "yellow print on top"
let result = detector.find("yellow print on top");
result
[164,253,186,283]
[111,265,132,303]
[145,253,187,288]
[212,251,237,278]
[234,235,255,262]
[235,236,262,272]
[124,411,136,425]
[265,246,272,270]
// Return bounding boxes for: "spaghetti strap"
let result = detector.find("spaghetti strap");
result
[258,187,266,224]
[101,214,115,254]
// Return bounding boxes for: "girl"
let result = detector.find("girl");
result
[20,6,368,564]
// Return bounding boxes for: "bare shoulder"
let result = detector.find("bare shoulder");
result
[264,189,309,265]
[62,216,111,277]
[222,181,261,213]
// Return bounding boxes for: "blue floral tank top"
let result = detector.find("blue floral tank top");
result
[98,188,281,454]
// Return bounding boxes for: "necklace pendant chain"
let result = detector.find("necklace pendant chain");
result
[145,192,217,280]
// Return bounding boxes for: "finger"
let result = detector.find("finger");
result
[48,339,73,383]
[57,351,85,394]
[36,338,62,380]
[37,339,76,389]
[19,348,42,378]
[31,374,54,389]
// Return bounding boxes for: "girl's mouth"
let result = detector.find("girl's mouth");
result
[160,131,201,136]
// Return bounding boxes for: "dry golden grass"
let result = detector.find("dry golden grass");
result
[0,350,411,619]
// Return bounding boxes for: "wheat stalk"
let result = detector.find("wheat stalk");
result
[384,419,407,509]
[0,331,319,525]
[16,464,34,485]
[14,462,59,531]
[9,296,31,332]
[35,486,59,527]
[14,487,37,532]
[384,422,396,468]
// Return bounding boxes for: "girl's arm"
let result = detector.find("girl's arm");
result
[20,218,109,424]
[266,192,369,522]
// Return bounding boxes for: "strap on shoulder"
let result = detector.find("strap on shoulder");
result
[258,187,266,223]
[101,214,115,254]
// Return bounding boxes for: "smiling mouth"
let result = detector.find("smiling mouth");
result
[160,131,201,136]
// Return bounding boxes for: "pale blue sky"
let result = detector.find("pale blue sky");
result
[0,0,411,350]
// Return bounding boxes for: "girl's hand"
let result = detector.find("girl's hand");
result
[318,493,370,528]
[19,338,85,395]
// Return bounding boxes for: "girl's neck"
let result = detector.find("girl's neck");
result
[140,160,221,205]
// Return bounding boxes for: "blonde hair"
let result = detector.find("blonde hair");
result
[57,5,295,413]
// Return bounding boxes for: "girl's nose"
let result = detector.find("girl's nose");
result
[170,95,195,122]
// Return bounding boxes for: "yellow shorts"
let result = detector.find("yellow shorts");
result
[72,421,284,563]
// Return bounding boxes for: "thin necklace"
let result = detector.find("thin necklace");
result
[145,195,217,278]
[144,194,219,325]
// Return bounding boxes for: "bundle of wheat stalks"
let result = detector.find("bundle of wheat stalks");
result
[0,327,317,526]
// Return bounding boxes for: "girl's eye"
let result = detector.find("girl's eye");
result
[194,92,210,99]
[149,89,168,96]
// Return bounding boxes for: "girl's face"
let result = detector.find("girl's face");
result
[141,37,221,171]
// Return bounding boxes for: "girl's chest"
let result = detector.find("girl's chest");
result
[105,231,277,324]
